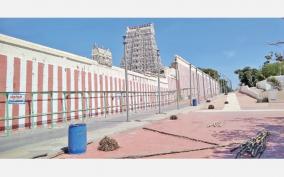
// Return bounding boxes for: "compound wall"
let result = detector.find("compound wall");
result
[173,55,219,101]
[0,34,220,132]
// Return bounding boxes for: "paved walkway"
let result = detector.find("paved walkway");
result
[0,99,205,158]
[3,92,283,159]
[222,93,241,111]
[58,109,284,159]
[57,92,284,159]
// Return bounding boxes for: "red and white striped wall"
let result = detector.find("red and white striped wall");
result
[0,34,220,132]
[0,53,169,131]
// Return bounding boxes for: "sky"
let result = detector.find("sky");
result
[1,18,284,89]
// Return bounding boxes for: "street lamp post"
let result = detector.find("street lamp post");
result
[157,49,161,114]
[220,76,224,93]
[209,76,213,98]
[196,67,200,103]
[123,35,129,122]
[202,72,206,101]
[223,75,227,94]
[189,63,192,105]
[175,59,180,109]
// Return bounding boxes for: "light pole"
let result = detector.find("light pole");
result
[189,63,192,105]
[209,76,213,98]
[175,59,180,109]
[219,79,222,93]
[123,35,129,122]
[196,67,200,103]
[157,49,161,114]
[222,74,227,94]
[220,75,225,93]
[202,72,206,101]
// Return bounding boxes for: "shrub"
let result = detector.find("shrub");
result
[97,136,120,151]
[170,115,178,120]
[208,105,215,109]
[261,62,284,78]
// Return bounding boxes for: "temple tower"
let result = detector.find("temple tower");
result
[120,23,162,74]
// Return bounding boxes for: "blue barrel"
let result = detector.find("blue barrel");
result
[192,99,197,106]
[68,123,87,154]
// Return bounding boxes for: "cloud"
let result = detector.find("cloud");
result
[223,50,236,58]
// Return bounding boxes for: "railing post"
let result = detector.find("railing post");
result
[134,92,137,113]
[196,68,200,104]
[144,91,147,110]
[63,92,67,123]
[81,92,84,120]
[28,93,32,129]
[31,92,35,128]
[5,93,10,136]
[85,92,89,120]
[104,92,107,118]
[50,92,54,128]
[167,91,169,105]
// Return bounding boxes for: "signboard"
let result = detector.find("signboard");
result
[8,93,26,104]
[116,93,122,97]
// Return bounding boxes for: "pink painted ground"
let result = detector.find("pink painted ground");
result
[58,93,284,159]
[236,92,284,110]
[145,111,284,158]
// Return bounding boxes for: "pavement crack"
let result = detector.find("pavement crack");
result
[118,143,238,159]
[32,153,48,159]
[142,127,219,146]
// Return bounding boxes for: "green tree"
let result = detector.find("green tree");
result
[261,62,284,77]
[234,67,265,87]
[199,68,220,80]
